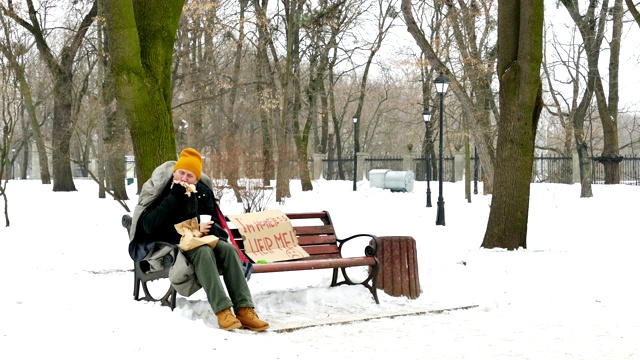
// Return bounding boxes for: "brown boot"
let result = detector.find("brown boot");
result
[216,308,242,331]
[236,307,269,331]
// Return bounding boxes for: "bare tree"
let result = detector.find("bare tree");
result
[444,0,499,194]
[271,0,302,201]
[0,13,50,185]
[2,0,98,191]
[561,0,623,184]
[324,1,362,180]
[542,23,594,197]
[402,0,497,190]
[626,0,640,29]
[352,0,398,160]
[0,57,20,225]
[294,0,349,191]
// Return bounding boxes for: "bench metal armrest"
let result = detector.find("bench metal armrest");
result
[337,233,380,257]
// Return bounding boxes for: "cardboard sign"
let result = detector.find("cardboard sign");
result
[227,210,309,263]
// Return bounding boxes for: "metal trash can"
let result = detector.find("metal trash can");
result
[368,169,415,192]
[384,170,414,192]
[369,169,390,189]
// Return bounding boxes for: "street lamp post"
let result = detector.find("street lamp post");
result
[433,72,450,226]
[473,146,478,195]
[11,148,15,179]
[352,114,358,191]
[423,108,432,207]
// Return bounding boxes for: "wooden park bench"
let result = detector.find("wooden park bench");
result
[122,211,381,310]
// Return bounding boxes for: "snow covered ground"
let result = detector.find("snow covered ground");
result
[1,178,638,359]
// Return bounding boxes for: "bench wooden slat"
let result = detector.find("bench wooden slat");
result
[292,225,335,236]
[296,234,338,246]
[284,212,331,221]
[229,237,339,256]
[298,243,340,256]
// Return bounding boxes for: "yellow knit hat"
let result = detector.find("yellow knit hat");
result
[174,148,202,180]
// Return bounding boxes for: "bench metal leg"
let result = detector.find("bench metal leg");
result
[133,261,178,310]
[330,260,380,304]
[134,275,141,300]
[369,259,380,304]
[135,277,177,311]
[159,286,177,310]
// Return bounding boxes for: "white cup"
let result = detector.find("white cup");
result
[199,214,212,232]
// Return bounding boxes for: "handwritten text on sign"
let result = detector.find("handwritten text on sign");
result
[227,210,310,263]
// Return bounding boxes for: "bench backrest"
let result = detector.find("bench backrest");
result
[226,211,341,260]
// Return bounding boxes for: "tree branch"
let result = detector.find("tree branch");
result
[626,0,640,29]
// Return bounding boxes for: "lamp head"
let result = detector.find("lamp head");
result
[423,108,432,122]
[352,114,358,123]
[434,71,450,95]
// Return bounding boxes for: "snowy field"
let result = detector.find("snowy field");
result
[1,178,638,359]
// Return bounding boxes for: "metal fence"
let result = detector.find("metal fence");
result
[531,155,573,183]
[411,156,456,182]
[366,156,404,172]
[321,154,640,185]
[588,156,639,185]
[322,155,456,181]
[531,155,640,185]
[323,158,355,181]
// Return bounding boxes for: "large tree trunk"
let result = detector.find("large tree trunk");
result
[51,74,77,191]
[481,0,544,250]
[102,1,184,187]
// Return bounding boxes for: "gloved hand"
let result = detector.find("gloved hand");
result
[170,182,189,199]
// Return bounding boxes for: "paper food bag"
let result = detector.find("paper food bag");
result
[174,217,219,251]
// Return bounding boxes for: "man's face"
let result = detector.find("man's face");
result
[173,169,198,184]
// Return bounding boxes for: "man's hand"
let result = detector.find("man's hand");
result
[172,180,197,197]
[170,181,188,197]
[199,221,213,235]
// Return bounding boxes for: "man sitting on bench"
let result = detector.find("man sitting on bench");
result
[128,148,269,332]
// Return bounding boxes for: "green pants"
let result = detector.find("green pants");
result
[184,241,254,313]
